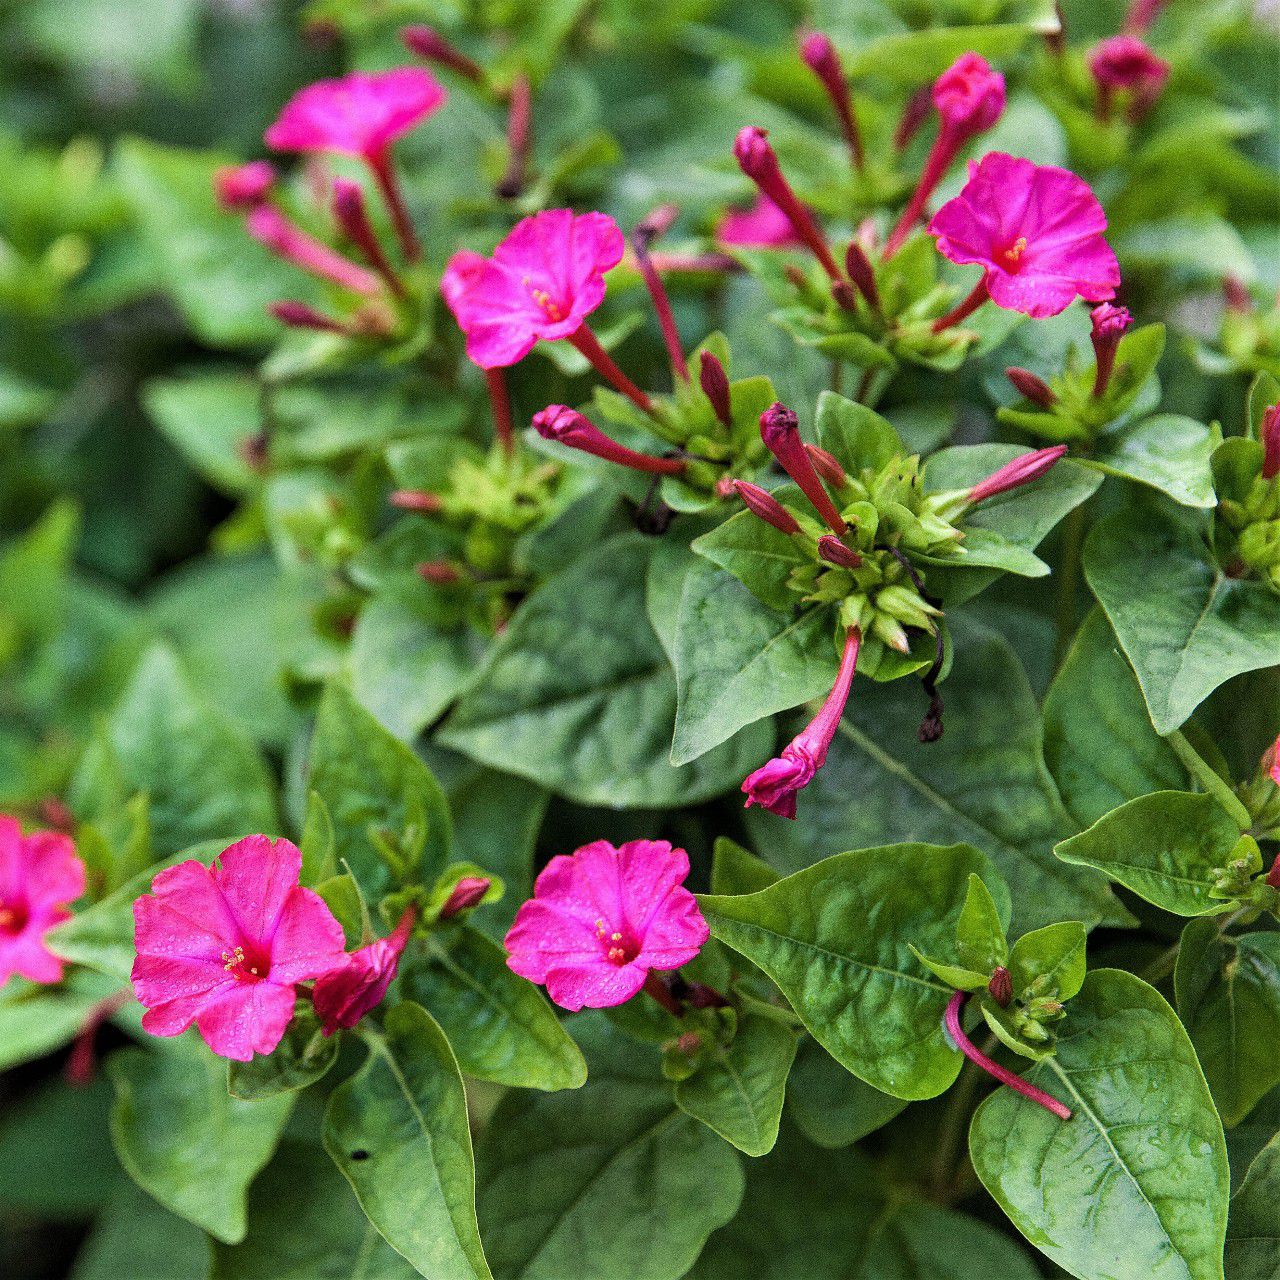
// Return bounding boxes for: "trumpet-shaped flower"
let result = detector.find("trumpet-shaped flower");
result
[0,817,84,988]
[504,839,708,1011]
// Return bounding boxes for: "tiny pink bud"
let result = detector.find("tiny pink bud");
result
[894,85,933,151]
[988,966,1013,1007]
[1006,367,1057,408]
[268,300,349,334]
[417,560,461,585]
[401,24,485,83]
[761,402,847,534]
[968,446,1068,505]
[1261,405,1280,480]
[799,30,864,170]
[805,443,848,488]
[818,534,862,569]
[844,241,881,311]
[439,876,491,919]
[389,489,442,514]
[332,178,405,296]
[1264,733,1280,787]
[37,796,75,833]
[1090,302,1132,397]
[933,52,1006,136]
[635,203,680,246]
[699,351,733,428]
[532,405,685,475]
[732,480,801,535]
[214,161,275,210]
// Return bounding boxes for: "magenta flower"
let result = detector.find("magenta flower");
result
[313,909,414,1036]
[967,446,1068,505]
[1262,405,1280,481]
[1088,35,1170,119]
[214,161,276,211]
[0,817,84,988]
[131,836,348,1062]
[441,209,624,367]
[928,152,1120,322]
[717,194,802,249]
[743,626,861,819]
[504,839,708,1011]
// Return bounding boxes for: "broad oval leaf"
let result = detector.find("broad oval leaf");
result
[785,1039,907,1148]
[970,969,1229,1280]
[1226,1132,1280,1280]
[1088,414,1220,509]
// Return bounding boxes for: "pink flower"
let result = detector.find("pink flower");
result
[441,210,625,369]
[214,161,276,211]
[264,68,446,161]
[131,836,348,1062]
[313,910,414,1035]
[717,194,802,248]
[743,626,861,818]
[967,446,1068,504]
[1268,732,1280,787]
[0,817,84,988]
[928,152,1120,319]
[1087,35,1170,94]
[504,839,708,1011]
[933,52,1006,133]
[1262,405,1280,481]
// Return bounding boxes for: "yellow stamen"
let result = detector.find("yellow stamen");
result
[1003,236,1028,266]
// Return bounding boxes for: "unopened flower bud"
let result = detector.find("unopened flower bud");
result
[894,86,933,151]
[401,24,485,83]
[800,30,865,171]
[417,560,461,585]
[1090,302,1132,397]
[332,178,405,296]
[268,300,349,334]
[988,965,1013,1008]
[844,241,881,311]
[872,612,912,654]
[247,205,382,296]
[804,443,848,488]
[699,351,733,428]
[1261,405,1280,480]
[1006,366,1057,409]
[532,405,685,475]
[389,489,442,514]
[1223,276,1253,313]
[968,445,1068,505]
[732,480,801,535]
[761,402,847,533]
[818,534,862,568]
[214,161,275,211]
[439,876,491,919]
[1267,854,1280,890]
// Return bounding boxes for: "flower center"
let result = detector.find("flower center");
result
[0,900,28,936]
[594,918,640,967]
[221,944,269,983]
[1000,236,1028,271]
[522,276,566,322]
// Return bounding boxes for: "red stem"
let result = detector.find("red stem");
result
[568,325,655,413]
[367,148,420,263]
[485,368,515,456]
[944,991,1072,1121]
[643,971,683,1017]
[931,277,989,333]
[632,233,689,384]
[883,125,961,259]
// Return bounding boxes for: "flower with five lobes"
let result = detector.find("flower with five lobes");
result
[718,193,802,249]
[504,839,709,1011]
[742,626,861,818]
[0,816,85,989]
[928,152,1120,323]
[131,835,348,1061]
[442,210,625,369]
[313,909,415,1036]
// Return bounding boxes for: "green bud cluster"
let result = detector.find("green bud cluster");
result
[1218,472,1280,591]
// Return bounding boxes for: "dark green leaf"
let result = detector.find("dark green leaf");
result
[1226,1132,1280,1280]
[227,1004,340,1100]
[1089,415,1220,509]
[785,1038,907,1148]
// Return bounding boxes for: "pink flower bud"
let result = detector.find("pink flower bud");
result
[214,161,276,211]
[1261,405,1280,480]
[1224,277,1253,313]
[313,910,415,1035]
[933,52,1006,136]
[439,876,491,920]
[1090,302,1133,396]
[988,966,1013,1007]
[799,30,864,170]
[532,405,685,475]
[732,480,801,535]
[332,178,405,296]
[844,241,881,311]
[268,300,349,334]
[1264,733,1280,786]
[894,86,933,151]
[417,560,461,585]
[805,443,848,488]
[400,25,485,83]
[699,351,733,428]
[1087,34,1170,94]
[246,205,382,296]
[1006,367,1057,408]
[760,402,847,533]
[389,489,442,513]
[1268,855,1280,891]
[968,446,1068,505]
[817,534,862,568]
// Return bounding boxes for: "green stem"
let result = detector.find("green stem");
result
[1053,501,1087,667]
[930,1027,999,1203]
[1167,730,1253,831]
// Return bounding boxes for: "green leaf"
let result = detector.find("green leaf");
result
[1055,791,1242,916]
[1008,921,1087,1002]
[690,1123,1041,1279]
[211,1141,419,1280]
[1176,921,1280,1128]
[668,559,834,764]
[1089,415,1220,510]
[308,681,453,895]
[785,1039,906,1148]
[226,1004,340,1100]
[440,534,771,808]
[1085,503,1280,734]
[699,842,1007,1100]
[143,373,260,497]
[745,617,1122,933]
[476,1014,743,1280]
[956,873,1008,974]
[398,928,587,1093]
[72,1180,210,1280]
[1045,608,1185,827]
[0,969,125,1072]
[70,643,278,858]
[970,969,1228,1280]
[710,836,780,897]
[814,391,903,473]
[690,501,809,614]
[107,1037,294,1244]
[323,1001,491,1280]
[674,1013,798,1157]
[1226,1132,1280,1279]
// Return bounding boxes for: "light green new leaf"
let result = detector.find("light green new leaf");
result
[1176,921,1280,1128]
[1055,791,1242,916]
[107,1037,294,1244]
[323,1002,492,1280]
[970,969,1229,1280]
[699,843,1007,1099]
[476,1014,743,1280]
